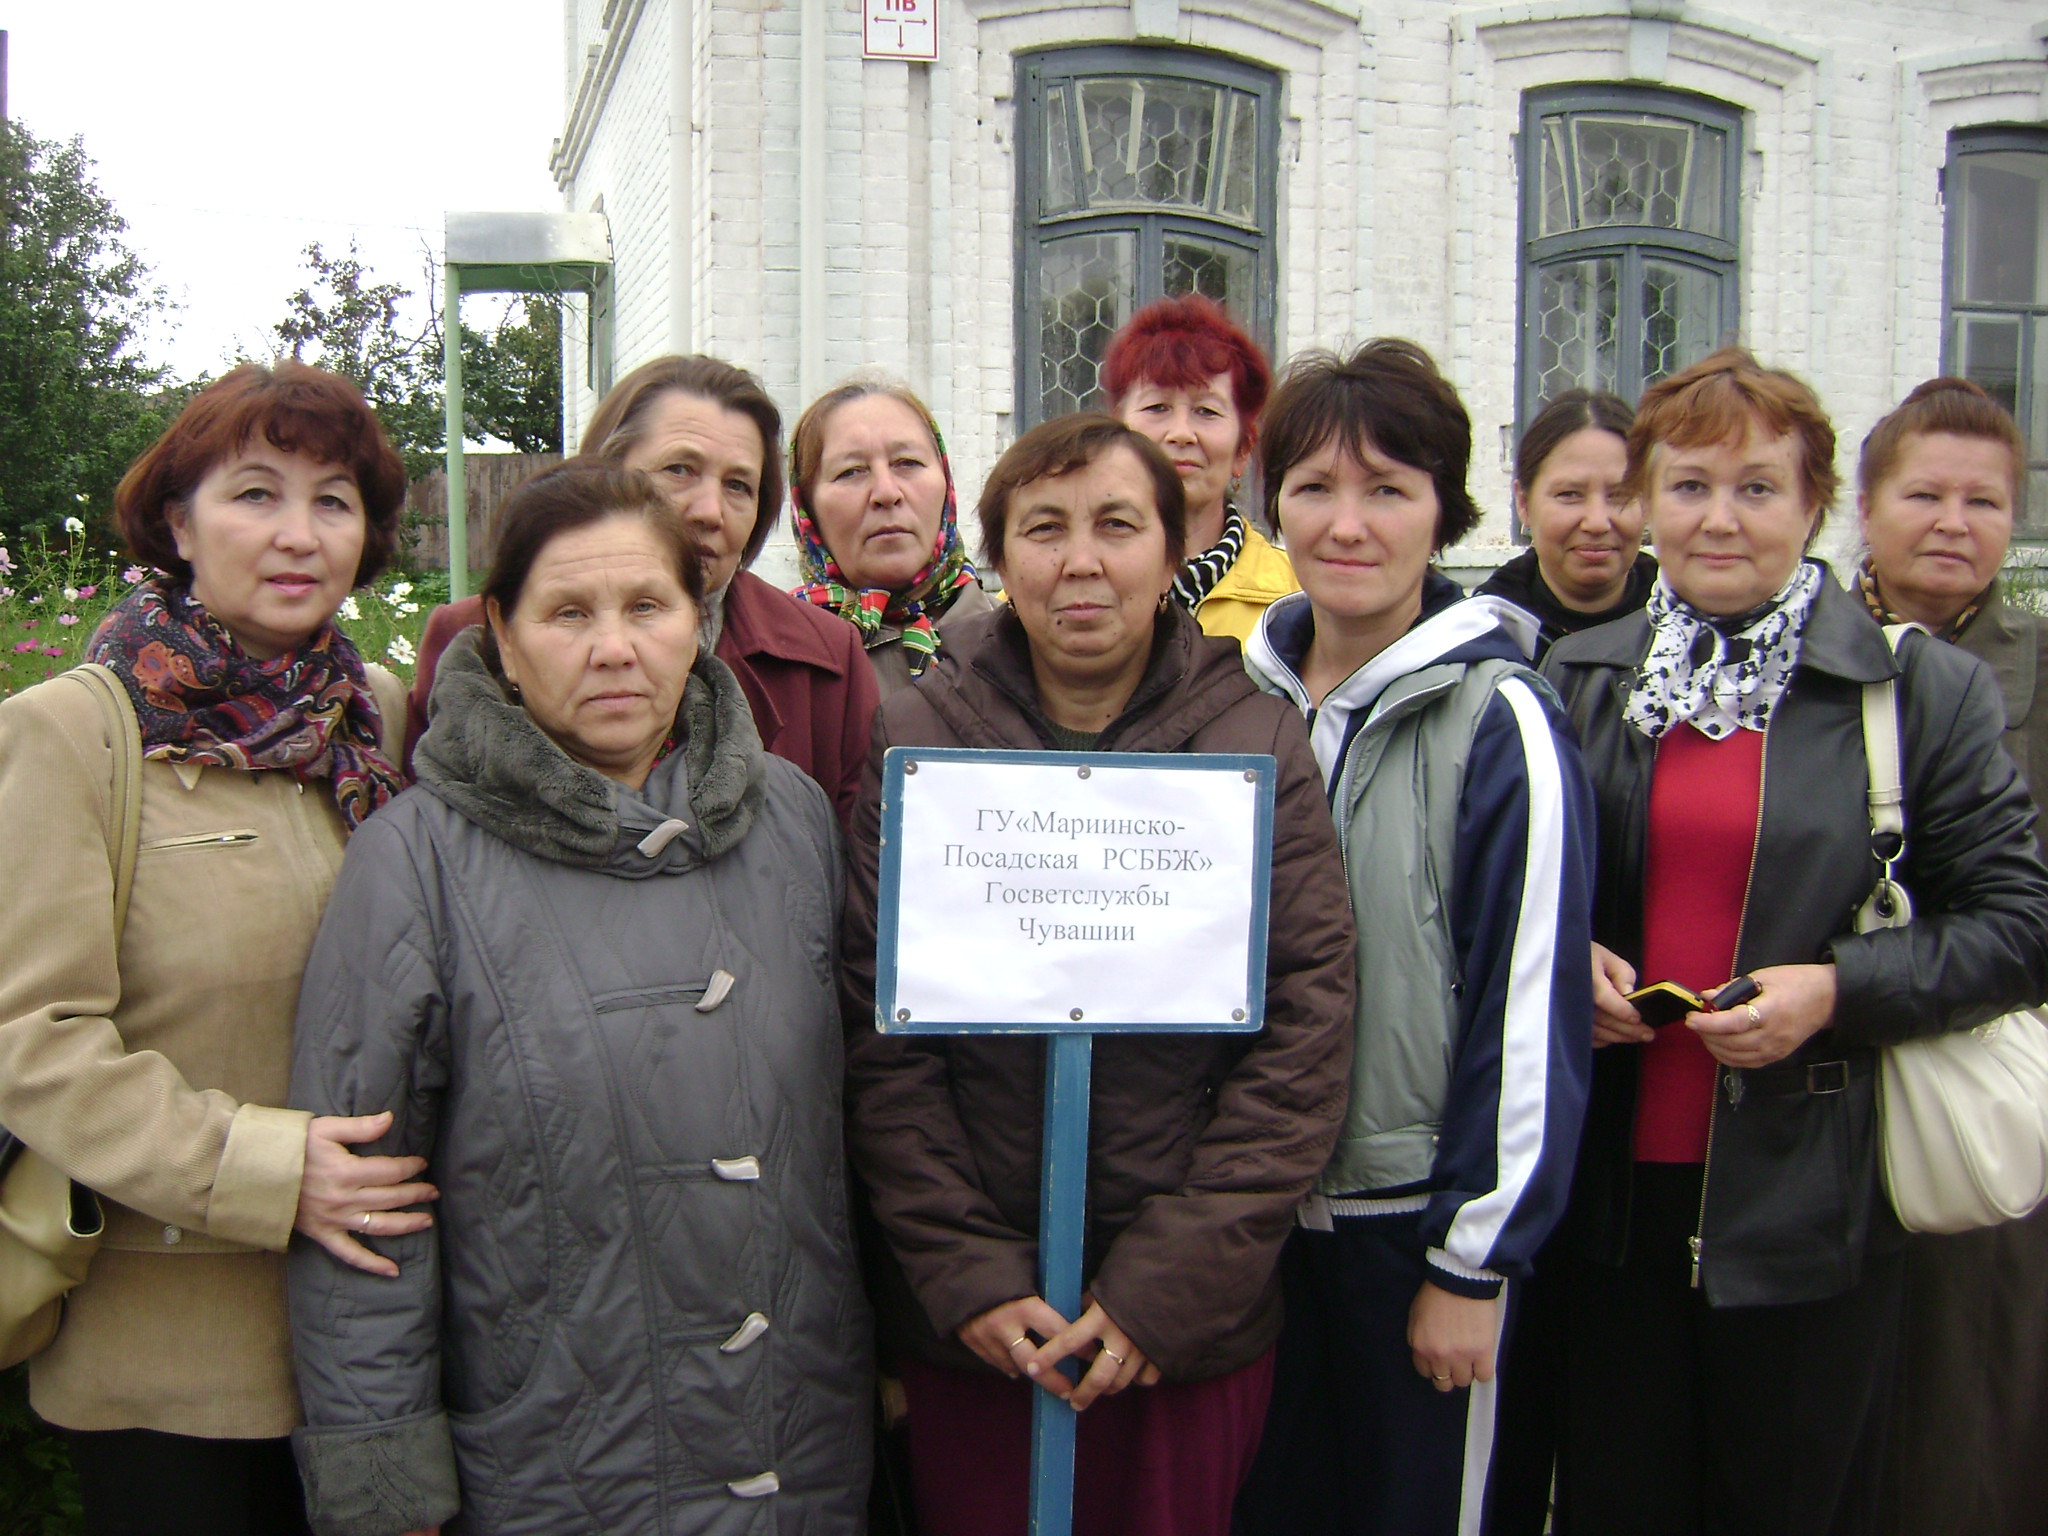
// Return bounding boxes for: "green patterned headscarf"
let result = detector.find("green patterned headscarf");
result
[789,405,978,676]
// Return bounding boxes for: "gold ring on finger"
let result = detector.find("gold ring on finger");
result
[1432,1372,1452,1382]
[1006,1336,1029,1350]
[1103,1347,1126,1365]
[1745,1004,1763,1030]
[358,1211,372,1233]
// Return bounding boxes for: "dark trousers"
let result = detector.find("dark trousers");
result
[1235,1217,1500,1536]
[63,1427,312,1536]
[1559,1163,1902,1536]
[1488,1244,1566,1536]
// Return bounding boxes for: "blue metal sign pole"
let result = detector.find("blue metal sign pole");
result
[873,747,1277,1536]
[1028,1032,1093,1536]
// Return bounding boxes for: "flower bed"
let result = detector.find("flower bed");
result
[0,521,444,701]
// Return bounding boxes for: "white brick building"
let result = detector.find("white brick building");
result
[546,0,2048,581]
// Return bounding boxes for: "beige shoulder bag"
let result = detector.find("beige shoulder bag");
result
[1856,625,2048,1234]
[0,664,139,1367]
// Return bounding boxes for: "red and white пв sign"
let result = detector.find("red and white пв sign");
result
[863,0,937,60]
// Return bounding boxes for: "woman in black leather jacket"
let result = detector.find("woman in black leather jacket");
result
[1539,350,2048,1536]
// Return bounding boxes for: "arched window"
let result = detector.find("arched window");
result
[1519,85,1742,421]
[1946,125,2048,531]
[1016,46,1280,426]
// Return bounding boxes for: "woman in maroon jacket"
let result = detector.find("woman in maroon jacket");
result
[841,414,1356,1536]
[408,355,878,828]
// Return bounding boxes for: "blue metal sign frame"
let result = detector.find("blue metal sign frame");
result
[870,745,1277,1535]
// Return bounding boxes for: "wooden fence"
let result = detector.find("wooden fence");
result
[403,453,563,571]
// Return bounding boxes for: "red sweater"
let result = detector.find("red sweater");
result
[1633,725,1766,1163]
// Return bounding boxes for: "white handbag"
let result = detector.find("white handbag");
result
[1856,624,2048,1234]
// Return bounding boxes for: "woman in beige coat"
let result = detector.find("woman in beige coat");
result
[0,363,431,1535]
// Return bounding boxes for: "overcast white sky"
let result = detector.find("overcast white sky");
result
[4,0,566,380]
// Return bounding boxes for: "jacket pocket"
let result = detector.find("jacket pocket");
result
[139,828,262,853]
[445,1315,556,1425]
[662,1334,772,1490]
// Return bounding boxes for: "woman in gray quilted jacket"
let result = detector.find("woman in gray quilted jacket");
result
[283,460,872,1536]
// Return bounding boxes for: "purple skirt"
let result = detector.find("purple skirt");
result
[898,1349,1276,1536]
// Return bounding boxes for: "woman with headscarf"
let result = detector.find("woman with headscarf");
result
[788,377,994,695]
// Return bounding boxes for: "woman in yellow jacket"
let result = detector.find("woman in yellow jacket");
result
[0,363,431,1535]
[1101,294,1298,643]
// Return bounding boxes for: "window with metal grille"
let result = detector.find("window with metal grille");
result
[1518,86,1742,425]
[1015,47,1279,427]
[1945,126,2048,535]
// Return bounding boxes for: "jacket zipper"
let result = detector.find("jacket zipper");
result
[1691,725,1767,1290]
[140,829,261,851]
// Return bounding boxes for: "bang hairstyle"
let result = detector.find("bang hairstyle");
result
[114,361,408,587]
[1258,339,1480,550]
[1624,347,1837,514]
[1099,295,1273,448]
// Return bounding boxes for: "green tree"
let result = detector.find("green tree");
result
[0,121,181,543]
[274,248,564,474]
[461,294,564,455]
[274,240,445,478]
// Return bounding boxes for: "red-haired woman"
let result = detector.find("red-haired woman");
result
[1542,351,2048,1534]
[1101,295,1297,642]
[0,363,433,1534]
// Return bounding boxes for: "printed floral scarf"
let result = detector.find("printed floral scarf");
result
[1624,560,1825,741]
[790,412,979,677]
[86,581,404,831]
[1855,558,1985,641]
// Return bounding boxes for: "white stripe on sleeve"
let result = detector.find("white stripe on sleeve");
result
[1443,676,1566,1272]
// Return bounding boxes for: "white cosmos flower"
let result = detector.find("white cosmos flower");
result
[338,596,362,622]
[61,516,85,536]
[386,634,417,667]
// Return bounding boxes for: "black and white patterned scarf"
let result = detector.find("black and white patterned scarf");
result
[1171,503,1248,613]
[1624,560,1825,741]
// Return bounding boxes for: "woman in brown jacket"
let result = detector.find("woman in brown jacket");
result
[1859,379,2048,1536]
[840,414,1356,1536]
[0,365,435,1535]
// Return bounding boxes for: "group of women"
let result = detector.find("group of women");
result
[0,289,2044,1536]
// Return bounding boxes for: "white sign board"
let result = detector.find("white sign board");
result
[863,0,938,60]
[874,748,1275,1033]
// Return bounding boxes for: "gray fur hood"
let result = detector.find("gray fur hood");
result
[413,627,765,873]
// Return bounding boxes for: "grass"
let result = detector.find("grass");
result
[0,525,446,702]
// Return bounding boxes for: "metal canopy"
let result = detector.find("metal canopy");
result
[441,212,616,597]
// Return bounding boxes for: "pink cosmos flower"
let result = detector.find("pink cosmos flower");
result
[22,619,36,630]
[11,641,35,654]
[57,614,80,627]
[76,585,97,599]
[39,645,63,658]
[121,566,146,584]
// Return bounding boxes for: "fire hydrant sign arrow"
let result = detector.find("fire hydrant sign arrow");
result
[874,747,1276,1536]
